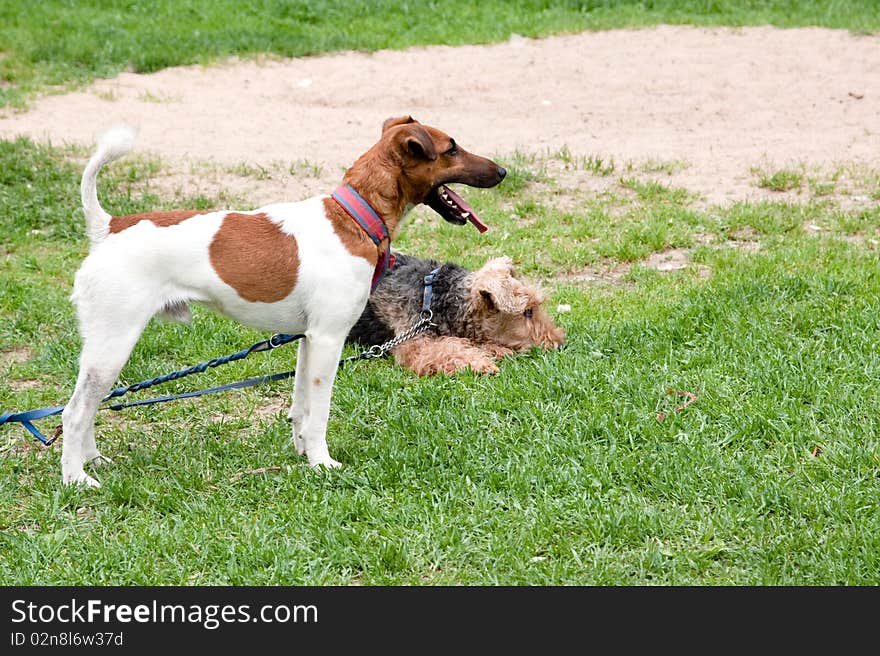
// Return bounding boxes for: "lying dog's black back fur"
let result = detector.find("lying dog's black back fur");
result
[347,252,471,345]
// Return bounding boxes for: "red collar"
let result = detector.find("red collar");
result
[331,184,395,291]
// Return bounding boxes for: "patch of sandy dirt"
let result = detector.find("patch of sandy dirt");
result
[0,25,877,207]
[253,397,289,419]
[1,346,33,366]
[644,248,691,272]
[8,378,41,391]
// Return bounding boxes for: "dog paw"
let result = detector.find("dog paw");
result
[309,457,342,470]
[293,433,306,456]
[62,470,102,489]
[86,453,113,468]
[468,359,499,375]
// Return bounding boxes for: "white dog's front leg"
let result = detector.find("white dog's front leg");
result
[299,333,346,469]
[288,338,311,456]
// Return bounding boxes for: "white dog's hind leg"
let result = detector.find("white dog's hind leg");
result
[62,368,117,487]
[61,300,152,488]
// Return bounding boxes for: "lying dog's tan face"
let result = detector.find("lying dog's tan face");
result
[468,257,566,352]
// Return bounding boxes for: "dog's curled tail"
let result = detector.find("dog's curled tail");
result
[81,125,137,245]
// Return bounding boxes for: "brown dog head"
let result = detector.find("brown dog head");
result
[345,116,506,233]
[467,256,565,352]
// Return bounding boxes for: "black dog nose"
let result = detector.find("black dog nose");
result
[497,166,507,180]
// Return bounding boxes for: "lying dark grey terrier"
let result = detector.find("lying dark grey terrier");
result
[347,252,565,375]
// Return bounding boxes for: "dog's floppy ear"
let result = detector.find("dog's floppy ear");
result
[382,115,418,133]
[473,257,530,314]
[393,123,437,162]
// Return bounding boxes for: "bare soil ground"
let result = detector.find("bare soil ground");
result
[1,25,878,207]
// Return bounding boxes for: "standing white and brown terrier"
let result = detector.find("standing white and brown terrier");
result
[62,116,505,487]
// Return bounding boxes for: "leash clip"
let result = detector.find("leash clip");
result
[45,425,63,447]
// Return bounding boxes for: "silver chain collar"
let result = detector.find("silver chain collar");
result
[348,265,441,363]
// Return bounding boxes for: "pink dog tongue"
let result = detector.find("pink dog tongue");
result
[442,185,489,233]
[468,212,489,233]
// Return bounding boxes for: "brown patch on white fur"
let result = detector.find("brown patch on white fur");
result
[209,212,299,303]
[322,197,381,268]
[468,257,565,352]
[109,209,203,234]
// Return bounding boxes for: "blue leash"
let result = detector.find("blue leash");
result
[0,332,304,446]
[0,266,442,447]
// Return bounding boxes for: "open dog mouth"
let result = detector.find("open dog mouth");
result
[425,185,488,233]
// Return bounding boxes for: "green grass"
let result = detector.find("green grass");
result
[751,162,880,199]
[1,0,879,108]
[1,138,879,585]
[2,0,880,587]
[554,146,618,177]
[754,167,806,192]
